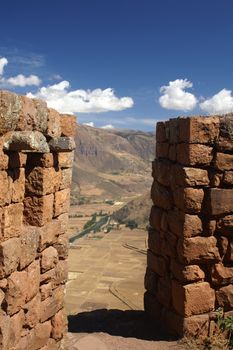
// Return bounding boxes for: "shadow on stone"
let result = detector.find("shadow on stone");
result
[68,309,177,341]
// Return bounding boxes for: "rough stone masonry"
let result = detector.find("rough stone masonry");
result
[144,115,233,337]
[0,90,76,350]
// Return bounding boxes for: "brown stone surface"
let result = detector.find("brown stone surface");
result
[167,210,202,237]
[173,165,209,187]
[40,286,64,322]
[0,90,21,134]
[156,142,169,159]
[177,236,220,264]
[51,308,67,340]
[0,238,21,277]
[54,234,69,259]
[152,159,171,187]
[38,220,61,251]
[223,171,233,185]
[24,193,54,226]
[41,246,59,272]
[179,116,220,143]
[6,270,28,315]
[170,260,205,283]
[151,181,173,210]
[211,263,233,286]
[23,293,41,328]
[10,168,25,202]
[47,108,61,138]
[60,114,77,137]
[27,153,58,168]
[176,143,213,166]
[26,166,61,196]
[204,188,233,216]
[216,285,233,310]
[26,260,40,301]
[0,171,11,206]
[58,152,74,168]
[172,281,215,317]
[216,214,233,235]
[2,203,23,239]
[60,168,72,190]
[173,187,204,214]
[215,152,233,171]
[157,276,171,308]
[20,227,39,269]
[147,250,167,276]
[156,122,167,143]
[54,188,70,217]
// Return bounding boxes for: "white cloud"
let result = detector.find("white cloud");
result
[83,122,95,127]
[0,57,8,75]
[159,79,197,111]
[27,81,134,114]
[101,124,115,129]
[6,74,41,87]
[200,88,233,114]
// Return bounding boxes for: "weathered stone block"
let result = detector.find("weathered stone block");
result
[218,114,233,152]
[60,114,77,137]
[177,143,213,166]
[54,189,70,217]
[204,188,233,216]
[4,131,49,153]
[179,116,220,143]
[156,121,167,142]
[157,276,171,308]
[168,144,177,162]
[40,286,64,322]
[51,308,67,340]
[26,260,40,301]
[144,291,161,319]
[173,165,209,187]
[171,260,205,283]
[17,321,52,350]
[215,152,233,171]
[24,193,54,226]
[38,220,61,251]
[173,187,204,214]
[0,90,21,134]
[216,285,233,311]
[172,281,215,317]
[147,250,167,276]
[149,206,163,231]
[40,260,68,287]
[47,108,61,138]
[55,212,69,234]
[216,215,233,236]
[6,270,28,315]
[0,171,11,206]
[32,98,48,133]
[211,263,233,286]
[60,168,73,190]
[23,293,41,328]
[54,233,69,259]
[169,118,179,144]
[27,153,58,168]
[41,246,59,272]
[20,227,39,269]
[168,210,202,237]
[223,171,233,185]
[49,137,75,152]
[151,181,173,210]
[156,142,169,159]
[16,95,36,131]
[8,309,25,349]
[9,168,25,202]
[58,152,74,168]
[152,159,171,187]
[8,151,27,168]
[0,238,21,277]
[144,267,158,294]
[25,166,61,195]
[177,236,220,264]
[2,203,23,239]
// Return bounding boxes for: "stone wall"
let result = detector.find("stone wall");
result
[144,115,233,337]
[0,90,76,349]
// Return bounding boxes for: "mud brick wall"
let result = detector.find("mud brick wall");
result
[0,90,76,350]
[144,115,233,337]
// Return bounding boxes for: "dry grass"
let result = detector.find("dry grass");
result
[181,332,231,350]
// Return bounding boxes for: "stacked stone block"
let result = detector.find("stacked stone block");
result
[145,115,233,337]
[0,90,76,349]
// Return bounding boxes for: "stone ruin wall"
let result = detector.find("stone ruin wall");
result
[145,115,233,337]
[0,90,76,350]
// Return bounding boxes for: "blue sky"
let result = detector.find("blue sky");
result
[1,0,233,130]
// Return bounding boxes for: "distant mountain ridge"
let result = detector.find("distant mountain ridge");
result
[71,124,155,201]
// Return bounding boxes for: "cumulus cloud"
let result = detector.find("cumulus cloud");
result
[0,57,8,75]
[159,79,197,111]
[27,81,134,114]
[0,56,41,87]
[6,74,41,87]
[200,88,233,114]
[83,122,95,127]
[101,124,115,129]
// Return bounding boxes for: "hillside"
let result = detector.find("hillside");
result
[71,125,155,202]
[112,192,152,229]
